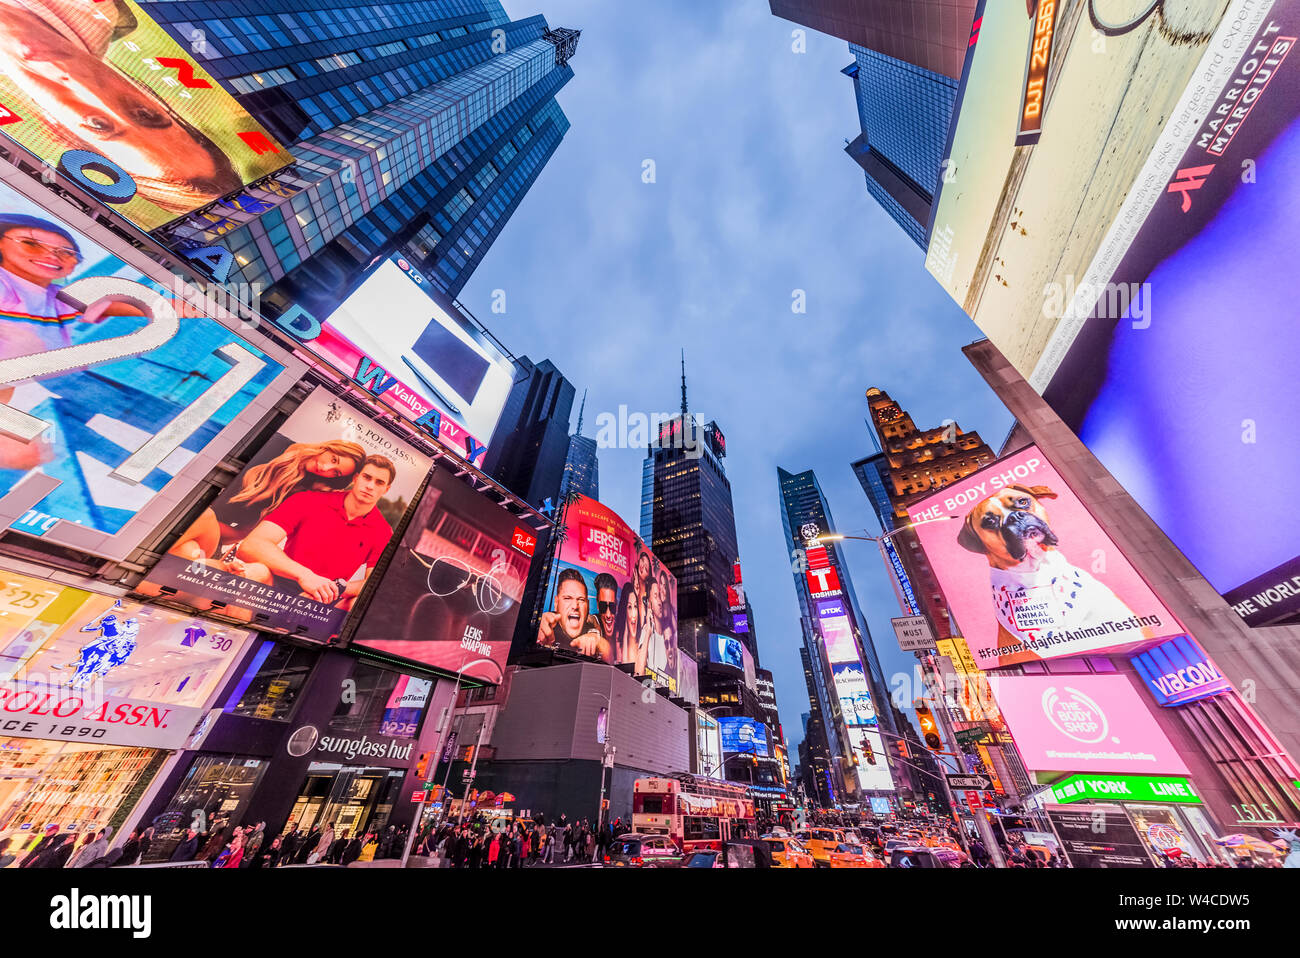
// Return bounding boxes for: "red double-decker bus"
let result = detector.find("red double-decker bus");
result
[632,773,756,851]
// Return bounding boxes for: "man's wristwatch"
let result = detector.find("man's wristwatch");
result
[332,578,348,594]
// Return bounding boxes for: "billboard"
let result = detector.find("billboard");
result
[0,0,292,231]
[677,654,699,706]
[832,661,878,728]
[929,1,1300,627]
[708,634,755,690]
[718,716,769,757]
[296,256,514,466]
[992,674,1190,776]
[909,445,1182,669]
[0,567,251,748]
[138,387,429,642]
[1131,635,1232,708]
[537,494,678,690]
[0,177,298,559]
[847,727,893,792]
[348,463,533,683]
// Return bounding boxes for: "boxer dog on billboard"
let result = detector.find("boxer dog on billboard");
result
[957,485,1138,660]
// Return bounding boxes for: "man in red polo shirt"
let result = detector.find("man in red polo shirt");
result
[237,455,398,608]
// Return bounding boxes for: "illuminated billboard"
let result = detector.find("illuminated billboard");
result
[708,634,755,690]
[0,0,292,231]
[0,567,252,748]
[298,256,515,466]
[538,494,678,690]
[832,661,877,728]
[1131,635,1232,708]
[909,445,1182,669]
[929,1,1300,627]
[0,176,298,559]
[847,727,893,792]
[138,387,430,643]
[991,673,1190,776]
[719,716,769,757]
[349,463,534,683]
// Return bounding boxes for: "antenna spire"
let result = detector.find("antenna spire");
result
[680,349,688,416]
[575,389,587,436]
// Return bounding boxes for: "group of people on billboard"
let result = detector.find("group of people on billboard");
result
[536,495,678,686]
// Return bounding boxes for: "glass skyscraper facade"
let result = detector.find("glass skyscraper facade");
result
[561,434,599,501]
[141,0,576,314]
[842,45,957,248]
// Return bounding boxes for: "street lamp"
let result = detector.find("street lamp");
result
[592,691,615,833]
[807,514,957,547]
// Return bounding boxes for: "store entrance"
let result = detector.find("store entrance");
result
[286,764,404,843]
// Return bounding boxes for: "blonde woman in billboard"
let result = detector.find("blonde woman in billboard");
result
[0,0,244,217]
[165,439,366,574]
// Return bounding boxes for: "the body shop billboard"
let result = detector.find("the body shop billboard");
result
[537,494,678,690]
[0,0,293,231]
[139,387,430,642]
[930,1,1300,627]
[992,673,1190,776]
[0,175,299,559]
[909,446,1182,669]
[0,567,251,748]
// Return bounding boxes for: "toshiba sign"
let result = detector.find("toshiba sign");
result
[805,567,841,598]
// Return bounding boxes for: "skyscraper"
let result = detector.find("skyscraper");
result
[778,466,897,805]
[769,1,979,78]
[768,1,976,247]
[141,1,578,313]
[560,391,599,501]
[482,357,575,509]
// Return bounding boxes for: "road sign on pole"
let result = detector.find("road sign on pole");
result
[892,615,937,651]
[946,774,993,791]
[955,727,989,746]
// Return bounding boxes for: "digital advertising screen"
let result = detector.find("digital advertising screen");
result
[814,597,859,665]
[718,716,769,758]
[676,654,699,706]
[306,256,515,466]
[0,176,298,559]
[928,1,1300,628]
[138,387,430,643]
[847,726,893,792]
[538,494,678,690]
[992,673,1190,776]
[0,0,293,231]
[832,661,878,728]
[708,633,755,689]
[0,567,251,748]
[349,462,533,683]
[909,445,1182,669]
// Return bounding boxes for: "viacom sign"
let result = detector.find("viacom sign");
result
[1131,635,1232,708]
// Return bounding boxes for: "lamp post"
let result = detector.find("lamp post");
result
[401,655,500,867]
[592,691,613,833]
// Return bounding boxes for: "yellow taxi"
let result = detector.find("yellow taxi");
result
[797,827,847,868]
[762,836,816,868]
[827,843,886,869]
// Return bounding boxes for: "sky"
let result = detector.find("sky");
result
[463,0,1014,758]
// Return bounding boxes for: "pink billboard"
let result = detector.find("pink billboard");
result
[992,674,1189,776]
[909,445,1182,669]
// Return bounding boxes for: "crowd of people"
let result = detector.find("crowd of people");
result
[411,812,635,868]
[0,816,413,869]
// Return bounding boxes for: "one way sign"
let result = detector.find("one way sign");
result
[945,774,993,791]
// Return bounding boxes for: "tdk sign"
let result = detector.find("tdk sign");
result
[1132,635,1232,707]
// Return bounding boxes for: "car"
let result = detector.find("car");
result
[932,847,974,868]
[680,850,723,868]
[799,827,847,868]
[827,843,885,869]
[677,841,772,869]
[888,846,947,869]
[762,836,815,868]
[604,833,683,868]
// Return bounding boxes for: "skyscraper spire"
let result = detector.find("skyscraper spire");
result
[575,389,587,437]
[681,349,689,416]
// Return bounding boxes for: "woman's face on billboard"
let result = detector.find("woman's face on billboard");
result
[0,7,236,207]
[0,227,79,285]
[306,451,356,480]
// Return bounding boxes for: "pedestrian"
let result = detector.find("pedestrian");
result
[487,831,501,868]
[242,822,265,867]
[169,827,201,862]
[309,822,335,864]
[66,826,113,868]
[341,831,364,866]
[564,823,574,862]
[511,827,523,869]
[25,833,75,869]
[113,829,143,868]
[199,817,229,863]
[542,826,554,864]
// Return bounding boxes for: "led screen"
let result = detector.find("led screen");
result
[0,0,292,230]
[718,716,769,757]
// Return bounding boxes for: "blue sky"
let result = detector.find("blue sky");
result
[464,0,1014,757]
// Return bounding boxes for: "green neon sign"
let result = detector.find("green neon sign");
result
[1050,774,1200,805]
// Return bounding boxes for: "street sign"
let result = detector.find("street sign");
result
[461,769,474,782]
[955,727,988,746]
[946,774,993,791]
[892,615,937,651]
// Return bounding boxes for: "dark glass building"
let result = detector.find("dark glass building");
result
[482,356,575,510]
[778,466,898,805]
[560,393,599,501]
[141,0,578,314]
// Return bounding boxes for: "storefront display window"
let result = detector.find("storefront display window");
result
[1127,805,1210,863]
[0,738,162,861]
[286,763,405,842]
[142,754,269,862]
[226,642,315,721]
[331,662,432,740]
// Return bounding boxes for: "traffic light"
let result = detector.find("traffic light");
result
[861,739,876,765]
[914,706,943,751]
[895,739,909,760]
[416,751,432,778]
